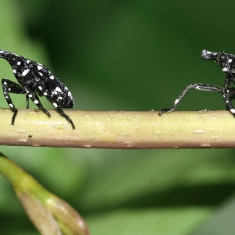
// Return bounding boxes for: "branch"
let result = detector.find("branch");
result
[0,109,234,148]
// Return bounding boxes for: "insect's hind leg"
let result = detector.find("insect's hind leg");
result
[1,78,26,125]
[56,107,75,129]
[159,83,222,115]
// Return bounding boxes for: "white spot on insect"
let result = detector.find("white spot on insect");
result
[229,59,233,63]
[37,65,43,70]
[8,88,11,91]
[38,86,42,90]
[13,69,16,73]
[226,100,229,103]
[230,108,235,113]
[50,75,54,80]
[5,96,8,99]
[222,67,228,72]
[65,87,68,90]
[37,63,43,66]
[58,96,62,100]
[44,92,48,96]
[26,60,30,64]
[174,99,179,104]
[68,91,72,97]
[9,103,13,108]
[39,72,43,76]
[53,90,58,95]
[29,94,32,98]
[34,100,39,104]
[17,61,21,65]
[53,102,58,107]
[55,87,62,92]
[4,81,7,85]
[22,69,29,76]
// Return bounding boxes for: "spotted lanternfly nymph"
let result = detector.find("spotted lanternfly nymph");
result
[0,49,75,129]
[159,49,235,117]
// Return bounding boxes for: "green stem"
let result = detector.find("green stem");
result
[0,109,234,148]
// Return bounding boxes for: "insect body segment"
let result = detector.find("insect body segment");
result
[159,49,235,117]
[0,49,75,129]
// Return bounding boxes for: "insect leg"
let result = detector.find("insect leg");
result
[24,87,51,118]
[26,96,29,109]
[56,107,75,129]
[1,78,26,125]
[223,76,231,89]
[159,83,222,115]
[225,87,235,97]
[221,88,235,115]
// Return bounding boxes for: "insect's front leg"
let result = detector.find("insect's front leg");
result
[221,87,235,114]
[159,83,222,115]
[222,76,235,111]
[1,78,26,125]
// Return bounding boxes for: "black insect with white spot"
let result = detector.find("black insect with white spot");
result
[159,49,235,117]
[0,49,75,129]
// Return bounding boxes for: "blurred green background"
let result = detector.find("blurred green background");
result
[1,0,235,234]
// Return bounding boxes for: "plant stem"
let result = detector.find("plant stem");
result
[0,108,234,148]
